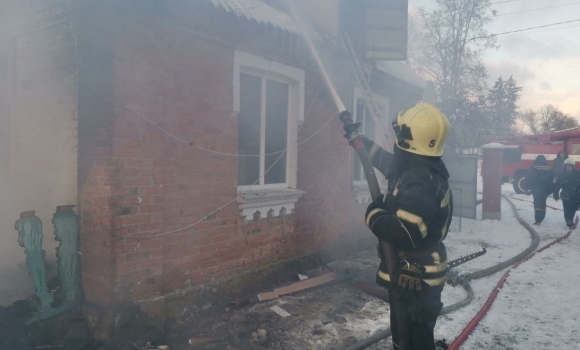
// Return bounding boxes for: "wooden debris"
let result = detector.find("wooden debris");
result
[270,305,291,318]
[256,291,279,302]
[188,337,221,346]
[272,272,337,296]
[231,271,337,307]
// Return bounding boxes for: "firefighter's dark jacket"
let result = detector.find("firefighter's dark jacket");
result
[362,139,453,287]
[554,169,580,201]
[527,157,554,195]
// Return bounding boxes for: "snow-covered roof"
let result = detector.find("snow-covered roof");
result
[209,0,298,34]
[375,60,426,89]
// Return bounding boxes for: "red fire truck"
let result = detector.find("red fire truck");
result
[485,130,580,193]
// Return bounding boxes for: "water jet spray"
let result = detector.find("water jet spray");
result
[286,6,411,347]
[285,2,346,114]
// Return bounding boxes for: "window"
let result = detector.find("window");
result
[351,88,389,203]
[233,51,305,220]
[502,147,522,164]
[238,74,289,187]
[570,143,580,155]
[352,92,389,182]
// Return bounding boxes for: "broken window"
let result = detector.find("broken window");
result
[238,74,289,186]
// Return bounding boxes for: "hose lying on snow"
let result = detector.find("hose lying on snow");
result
[466,194,540,280]
[344,194,540,350]
[447,206,574,349]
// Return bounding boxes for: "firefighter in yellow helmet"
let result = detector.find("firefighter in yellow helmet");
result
[360,103,452,350]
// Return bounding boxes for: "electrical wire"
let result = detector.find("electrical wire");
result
[495,2,580,17]
[117,110,340,239]
[497,23,580,38]
[122,84,325,158]
[117,84,350,239]
[123,107,284,157]
[409,0,519,19]
[412,16,580,41]
[482,18,580,38]
[147,144,290,238]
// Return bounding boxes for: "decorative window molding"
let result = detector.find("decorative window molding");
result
[352,182,388,204]
[352,87,390,203]
[237,188,305,221]
[233,51,305,220]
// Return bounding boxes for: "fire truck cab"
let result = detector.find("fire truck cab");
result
[485,130,580,193]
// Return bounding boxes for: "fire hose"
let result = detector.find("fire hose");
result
[509,193,561,211]
[344,285,474,350]
[344,194,543,350]
[339,110,411,350]
[464,194,540,281]
[447,198,575,350]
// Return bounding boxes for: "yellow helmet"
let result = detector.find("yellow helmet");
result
[392,103,450,157]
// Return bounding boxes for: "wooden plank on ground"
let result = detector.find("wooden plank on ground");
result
[256,291,279,301]
[273,272,337,296]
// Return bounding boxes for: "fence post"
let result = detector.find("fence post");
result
[481,143,504,220]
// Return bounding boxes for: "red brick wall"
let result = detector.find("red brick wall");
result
[77,0,118,306]
[78,1,369,306]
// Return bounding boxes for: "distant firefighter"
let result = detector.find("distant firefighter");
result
[526,155,554,225]
[552,150,568,179]
[553,158,580,228]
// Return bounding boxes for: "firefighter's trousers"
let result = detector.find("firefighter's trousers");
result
[562,198,580,226]
[390,284,444,350]
[533,192,550,223]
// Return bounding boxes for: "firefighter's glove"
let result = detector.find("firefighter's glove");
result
[554,193,560,201]
[342,121,363,140]
[391,261,424,298]
[525,191,531,196]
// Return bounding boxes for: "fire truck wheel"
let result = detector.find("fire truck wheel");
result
[513,172,527,194]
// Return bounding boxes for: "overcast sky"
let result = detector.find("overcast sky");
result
[408,0,580,118]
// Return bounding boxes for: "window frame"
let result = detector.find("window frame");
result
[352,87,390,187]
[233,51,305,192]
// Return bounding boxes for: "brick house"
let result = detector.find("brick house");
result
[1,0,425,332]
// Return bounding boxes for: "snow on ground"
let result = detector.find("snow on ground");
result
[443,185,580,350]
[349,184,579,350]
[171,183,580,349]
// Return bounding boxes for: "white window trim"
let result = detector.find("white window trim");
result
[233,50,305,221]
[352,87,389,203]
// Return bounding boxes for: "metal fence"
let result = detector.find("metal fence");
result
[448,187,463,232]
[443,155,479,233]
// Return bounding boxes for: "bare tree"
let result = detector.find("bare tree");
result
[409,0,498,151]
[519,109,540,135]
[417,0,497,100]
[518,105,578,134]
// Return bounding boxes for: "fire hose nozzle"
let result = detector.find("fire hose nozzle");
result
[339,110,362,142]
[339,110,352,123]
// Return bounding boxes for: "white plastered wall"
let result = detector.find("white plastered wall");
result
[0,5,78,306]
